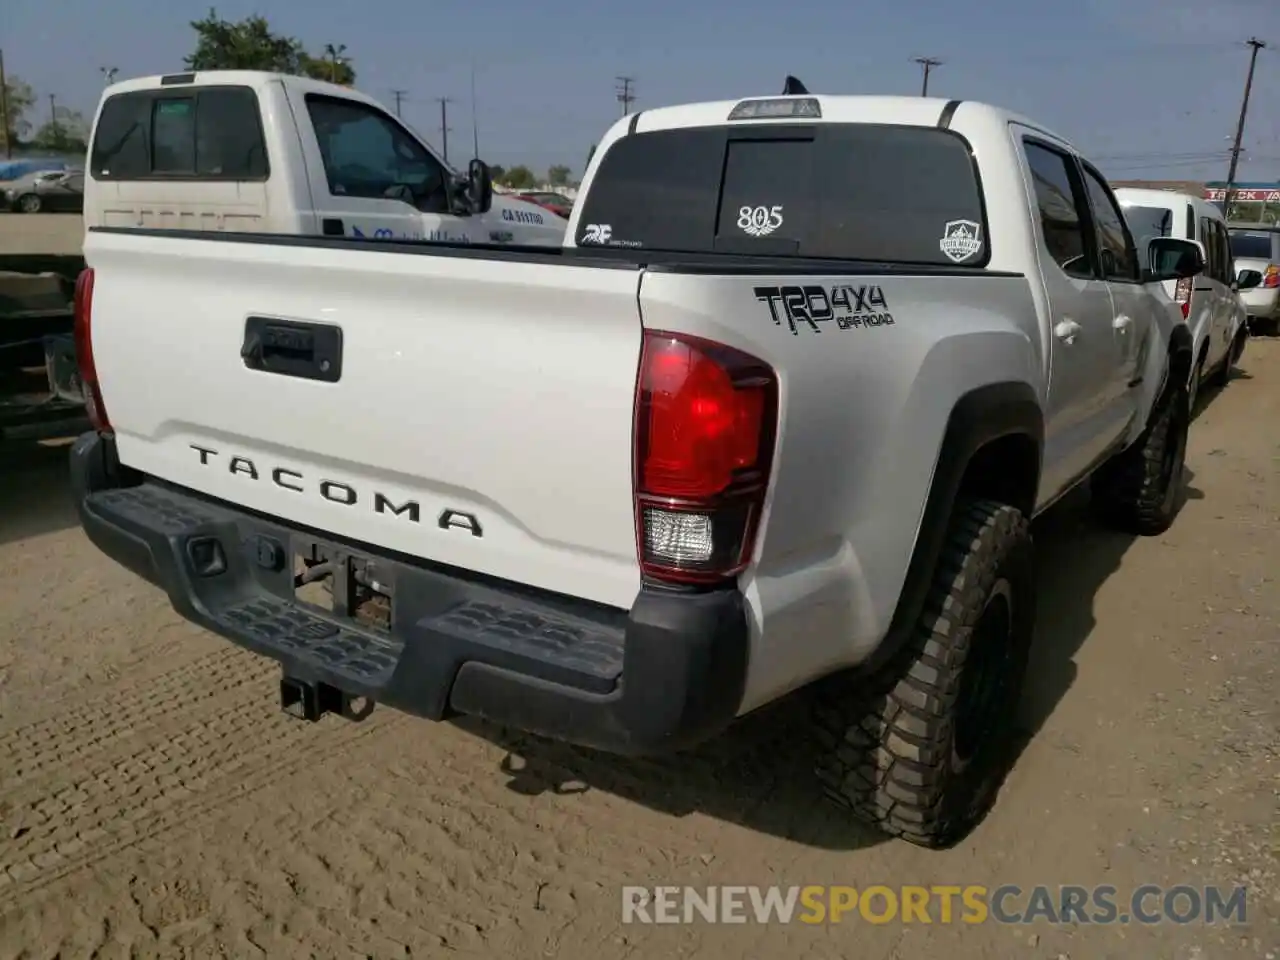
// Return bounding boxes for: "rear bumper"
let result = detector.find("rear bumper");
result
[1240,289,1279,319]
[71,431,749,756]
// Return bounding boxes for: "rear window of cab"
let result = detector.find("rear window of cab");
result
[574,123,989,266]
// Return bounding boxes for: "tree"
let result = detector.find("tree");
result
[185,9,356,84]
[299,51,355,86]
[487,163,506,183]
[547,164,571,187]
[31,107,89,155]
[2,75,36,151]
[504,165,537,190]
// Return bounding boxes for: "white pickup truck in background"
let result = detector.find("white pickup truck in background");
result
[83,71,566,246]
[70,84,1206,848]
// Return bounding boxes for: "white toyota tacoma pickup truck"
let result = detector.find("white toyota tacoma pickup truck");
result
[70,84,1204,847]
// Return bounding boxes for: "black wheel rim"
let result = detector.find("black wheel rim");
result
[953,580,1014,766]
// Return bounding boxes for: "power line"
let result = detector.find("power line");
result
[1224,38,1267,209]
[911,56,943,97]
[390,89,408,118]
[615,76,636,116]
[436,97,453,164]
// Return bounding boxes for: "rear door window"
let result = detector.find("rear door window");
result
[1022,140,1094,280]
[1080,164,1140,282]
[90,86,268,180]
[576,123,988,266]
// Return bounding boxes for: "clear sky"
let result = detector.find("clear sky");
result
[4,0,1278,181]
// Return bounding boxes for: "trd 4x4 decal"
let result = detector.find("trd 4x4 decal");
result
[754,284,895,335]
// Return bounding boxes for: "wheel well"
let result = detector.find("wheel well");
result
[955,433,1040,518]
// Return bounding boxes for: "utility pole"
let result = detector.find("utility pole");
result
[470,60,480,159]
[48,93,57,127]
[912,56,943,97]
[390,89,407,117]
[1223,38,1267,215]
[436,97,452,163]
[0,48,11,159]
[615,76,635,116]
[100,66,119,85]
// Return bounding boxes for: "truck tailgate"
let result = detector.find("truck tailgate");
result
[84,230,645,609]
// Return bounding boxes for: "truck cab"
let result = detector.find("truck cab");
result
[83,71,566,246]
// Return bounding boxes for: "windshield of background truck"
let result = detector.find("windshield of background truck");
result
[575,123,988,265]
[1122,205,1173,253]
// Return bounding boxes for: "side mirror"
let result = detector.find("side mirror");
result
[467,158,493,215]
[1146,237,1205,283]
[1237,269,1264,291]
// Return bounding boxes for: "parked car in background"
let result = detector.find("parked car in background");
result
[513,191,573,218]
[4,169,85,214]
[1228,224,1280,335]
[1117,187,1253,406]
[0,158,71,182]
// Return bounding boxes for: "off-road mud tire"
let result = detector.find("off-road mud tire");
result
[1090,373,1190,536]
[813,499,1034,849]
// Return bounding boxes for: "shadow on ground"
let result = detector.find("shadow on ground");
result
[0,438,76,547]
[457,466,1204,850]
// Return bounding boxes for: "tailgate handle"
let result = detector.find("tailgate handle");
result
[242,317,343,383]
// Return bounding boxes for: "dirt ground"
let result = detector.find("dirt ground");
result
[0,213,84,256]
[0,342,1276,959]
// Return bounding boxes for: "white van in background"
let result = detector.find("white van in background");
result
[83,71,566,246]
[1116,187,1251,407]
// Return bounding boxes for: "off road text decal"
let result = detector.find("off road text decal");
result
[753,284,895,335]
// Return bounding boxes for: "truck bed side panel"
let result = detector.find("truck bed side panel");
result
[86,230,646,609]
[638,269,1042,712]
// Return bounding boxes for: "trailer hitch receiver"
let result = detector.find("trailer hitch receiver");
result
[280,676,375,722]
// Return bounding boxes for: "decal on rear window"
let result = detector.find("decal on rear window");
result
[939,220,983,262]
[737,205,784,237]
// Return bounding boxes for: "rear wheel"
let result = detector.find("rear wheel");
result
[1091,369,1189,536]
[813,499,1034,848]
[16,193,41,214]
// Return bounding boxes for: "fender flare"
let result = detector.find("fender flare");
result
[861,381,1044,677]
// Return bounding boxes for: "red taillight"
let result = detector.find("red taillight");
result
[73,267,110,432]
[1173,276,1192,319]
[633,331,778,585]
[1264,265,1279,289]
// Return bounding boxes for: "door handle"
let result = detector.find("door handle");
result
[242,317,343,383]
[1113,315,1133,333]
[1054,319,1082,344]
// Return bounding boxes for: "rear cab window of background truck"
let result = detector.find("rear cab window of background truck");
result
[89,86,268,179]
[575,123,988,264]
